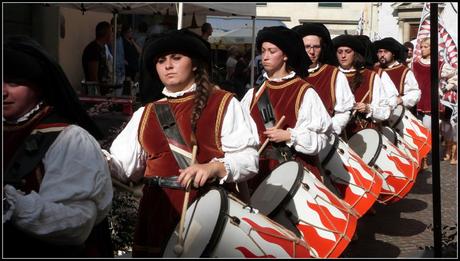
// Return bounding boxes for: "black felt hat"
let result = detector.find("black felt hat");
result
[373,37,406,62]
[256,26,311,78]
[292,23,337,65]
[144,28,211,73]
[4,35,102,139]
[332,34,366,57]
[356,35,378,68]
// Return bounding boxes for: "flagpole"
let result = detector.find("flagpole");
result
[429,3,442,258]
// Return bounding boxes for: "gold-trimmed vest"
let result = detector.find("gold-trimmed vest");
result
[133,88,233,257]
[249,76,322,181]
[306,64,339,116]
[376,63,410,95]
[343,68,378,136]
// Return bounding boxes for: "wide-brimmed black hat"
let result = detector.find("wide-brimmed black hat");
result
[144,29,210,73]
[4,35,102,139]
[256,26,311,78]
[373,37,406,62]
[332,34,366,57]
[356,35,378,68]
[140,29,211,104]
[292,23,337,66]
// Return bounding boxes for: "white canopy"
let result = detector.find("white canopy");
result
[53,3,256,17]
[209,26,263,44]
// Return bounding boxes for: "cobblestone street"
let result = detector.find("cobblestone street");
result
[342,160,458,258]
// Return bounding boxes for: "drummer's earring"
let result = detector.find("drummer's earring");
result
[283,57,288,61]
[192,67,197,72]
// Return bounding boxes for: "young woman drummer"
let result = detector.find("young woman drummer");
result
[240,26,333,188]
[104,29,259,257]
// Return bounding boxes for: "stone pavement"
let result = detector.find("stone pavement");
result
[342,160,458,258]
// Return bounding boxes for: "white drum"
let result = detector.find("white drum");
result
[164,187,311,258]
[388,105,431,159]
[348,128,418,204]
[319,133,383,217]
[250,161,357,258]
[381,126,421,169]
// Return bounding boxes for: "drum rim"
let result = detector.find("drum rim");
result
[367,128,383,167]
[390,104,405,128]
[267,161,304,218]
[382,126,397,145]
[200,186,229,257]
[321,133,340,166]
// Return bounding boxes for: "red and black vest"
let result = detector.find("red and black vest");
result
[343,68,378,136]
[413,59,443,113]
[249,76,321,182]
[376,63,410,95]
[133,89,234,257]
[306,64,339,116]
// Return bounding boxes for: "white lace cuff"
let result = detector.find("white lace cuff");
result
[286,128,296,147]
[211,158,231,184]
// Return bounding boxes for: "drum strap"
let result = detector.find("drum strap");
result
[153,103,192,169]
[254,82,276,129]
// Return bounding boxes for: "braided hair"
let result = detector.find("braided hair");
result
[190,59,215,146]
[350,52,366,93]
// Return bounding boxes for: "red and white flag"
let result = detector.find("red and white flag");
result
[413,3,458,69]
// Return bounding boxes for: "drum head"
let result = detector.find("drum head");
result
[250,161,302,216]
[388,104,405,127]
[163,188,226,257]
[381,126,397,144]
[318,133,338,164]
[348,128,381,165]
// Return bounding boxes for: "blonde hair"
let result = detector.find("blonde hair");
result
[421,37,430,46]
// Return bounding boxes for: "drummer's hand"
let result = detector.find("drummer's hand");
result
[178,162,226,188]
[264,128,291,143]
[354,102,370,113]
[397,96,403,105]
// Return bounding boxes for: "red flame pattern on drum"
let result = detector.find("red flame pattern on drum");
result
[299,200,354,258]
[235,247,275,258]
[378,154,416,204]
[339,159,382,217]
[296,184,357,258]
[406,119,431,158]
[240,218,311,258]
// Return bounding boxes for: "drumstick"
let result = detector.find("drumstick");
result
[174,145,198,256]
[258,115,286,154]
[111,178,142,198]
[351,90,370,118]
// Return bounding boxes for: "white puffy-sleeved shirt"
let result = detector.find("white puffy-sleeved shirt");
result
[387,61,421,108]
[241,71,333,155]
[339,67,392,122]
[309,64,356,135]
[3,124,113,246]
[108,83,259,184]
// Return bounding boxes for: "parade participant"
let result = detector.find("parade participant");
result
[332,34,393,138]
[241,26,332,184]
[104,29,259,257]
[374,37,421,111]
[403,41,415,68]
[3,36,113,257]
[413,37,454,168]
[292,23,355,135]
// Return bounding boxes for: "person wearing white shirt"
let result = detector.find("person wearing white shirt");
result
[374,37,421,110]
[293,23,355,136]
[104,29,259,257]
[332,34,393,138]
[3,36,113,257]
[241,26,332,186]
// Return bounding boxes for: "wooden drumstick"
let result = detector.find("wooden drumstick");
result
[258,115,286,154]
[174,145,198,256]
[351,90,370,118]
[111,178,142,198]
